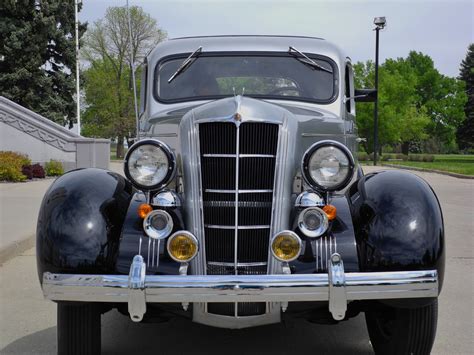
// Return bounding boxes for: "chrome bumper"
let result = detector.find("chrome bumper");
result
[42,254,438,322]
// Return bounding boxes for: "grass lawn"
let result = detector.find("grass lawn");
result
[110,145,127,161]
[384,155,474,176]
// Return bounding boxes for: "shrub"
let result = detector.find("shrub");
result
[396,154,408,161]
[32,163,46,178]
[0,151,30,182]
[45,160,64,176]
[358,152,368,161]
[21,165,33,179]
[21,163,46,179]
[408,154,435,162]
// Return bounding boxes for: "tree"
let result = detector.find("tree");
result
[0,0,86,126]
[405,51,466,153]
[354,52,466,154]
[81,6,167,158]
[354,60,430,154]
[81,59,138,149]
[457,44,474,151]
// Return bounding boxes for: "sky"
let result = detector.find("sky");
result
[80,0,473,77]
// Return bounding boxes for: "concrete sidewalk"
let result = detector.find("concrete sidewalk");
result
[0,178,54,263]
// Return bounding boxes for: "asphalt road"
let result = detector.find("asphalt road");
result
[0,165,473,354]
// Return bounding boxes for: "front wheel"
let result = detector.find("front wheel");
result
[365,299,438,355]
[57,303,101,355]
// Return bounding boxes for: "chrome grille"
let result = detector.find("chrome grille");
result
[199,122,279,317]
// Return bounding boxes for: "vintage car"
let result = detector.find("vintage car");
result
[37,35,444,354]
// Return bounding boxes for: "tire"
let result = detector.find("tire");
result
[57,303,101,355]
[366,299,438,355]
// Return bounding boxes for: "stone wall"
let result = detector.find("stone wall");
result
[0,96,110,171]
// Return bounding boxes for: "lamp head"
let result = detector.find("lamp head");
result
[374,16,387,29]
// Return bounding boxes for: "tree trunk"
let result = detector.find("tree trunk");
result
[401,141,410,155]
[116,136,125,159]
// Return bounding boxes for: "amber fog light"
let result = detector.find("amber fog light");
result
[271,231,302,262]
[143,210,173,240]
[298,207,329,238]
[167,231,198,262]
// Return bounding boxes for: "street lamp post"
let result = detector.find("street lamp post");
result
[373,16,386,166]
[126,0,140,141]
[75,0,81,135]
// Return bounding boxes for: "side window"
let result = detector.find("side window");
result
[345,64,352,113]
[344,63,356,115]
[139,61,148,115]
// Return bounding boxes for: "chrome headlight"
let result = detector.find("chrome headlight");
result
[143,210,174,240]
[297,207,329,238]
[124,139,176,190]
[302,140,355,191]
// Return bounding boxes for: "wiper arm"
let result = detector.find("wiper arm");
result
[288,46,333,73]
[168,46,203,83]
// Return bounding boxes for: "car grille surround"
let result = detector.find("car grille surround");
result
[198,121,279,317]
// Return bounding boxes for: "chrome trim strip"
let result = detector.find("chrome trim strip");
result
[267,117,290,275]
[152,240,156,267]
[205,189,273,194]
[188,117,207,276]
[147,238,151,266]
[203,201,272,208]
[208,261,268,267]
[205,224,270,230]
[43,268,439,308]
[202,154,276,158]
[142,132,178,138]
[241,154,276,158]
[301,133,351,137]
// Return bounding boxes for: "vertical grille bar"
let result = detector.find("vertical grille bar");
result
[234,124,240,275]
[233,125,240,317]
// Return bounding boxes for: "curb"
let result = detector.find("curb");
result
[0,234,35,264]
[382,164,474,180]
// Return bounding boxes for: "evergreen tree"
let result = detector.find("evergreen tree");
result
[0,0,86,126]
[457,44,474,151]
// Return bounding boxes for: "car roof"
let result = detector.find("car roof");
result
[147,35,346,66]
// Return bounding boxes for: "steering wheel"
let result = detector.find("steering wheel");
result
[269,86,304,96]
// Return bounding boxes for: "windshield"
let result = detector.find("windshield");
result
[156,54,337,103]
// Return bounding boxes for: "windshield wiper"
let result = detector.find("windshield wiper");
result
[168,46,203,83]
[288,46,333,74]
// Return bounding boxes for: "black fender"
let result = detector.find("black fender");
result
[348,170,445,294]
[36,168,133,282]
